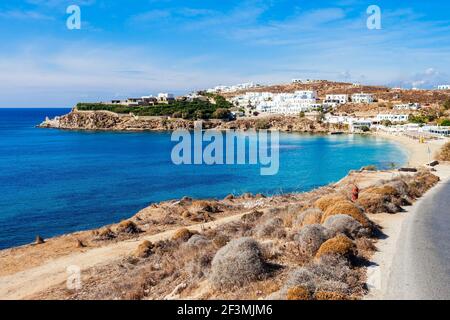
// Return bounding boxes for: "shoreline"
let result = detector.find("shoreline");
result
[373,130,448,167]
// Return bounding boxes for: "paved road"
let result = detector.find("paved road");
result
[386,178,450,300]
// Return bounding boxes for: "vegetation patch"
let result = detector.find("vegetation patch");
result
[437,142,450,161]
[210,237,268,289]
[315,235,355,259]
[295,208,323,227]
[76,96,232,120]
[314,194,348,212]
[135,240,154,258]
[294,224,330,257]
[116,220,141,234]
[321,201,370,227]
[323,214,368,239]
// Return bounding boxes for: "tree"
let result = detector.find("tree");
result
[438,118,450,126]
[212,108,231,120]
[360,126,370,132]
[299,111,305,118]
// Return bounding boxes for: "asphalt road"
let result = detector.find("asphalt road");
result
[386,179,450,300]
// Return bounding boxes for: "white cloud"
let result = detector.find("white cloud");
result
[0,10,53,20]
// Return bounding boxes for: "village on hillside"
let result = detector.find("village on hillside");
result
[76,79,450,138]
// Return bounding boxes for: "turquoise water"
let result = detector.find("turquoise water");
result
[0,108,407,249]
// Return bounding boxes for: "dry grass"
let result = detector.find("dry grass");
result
[255,217,286,239]
[437,142,450,161]
[406,171,440,198]
[286,286,312,300]
[212,234,230,249]
[116,220,141,234]
[314,194,348,212]
[172,228,194,242]
[134,240,154,258]
[321,201,370,227]
[314,291,349,300]
[295,208,323,228]
[315,235,355,259]
[92,227,116,241]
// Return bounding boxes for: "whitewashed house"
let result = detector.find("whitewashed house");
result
[325,94,349,104]
[376,114,409,123]
[393,103,421,110]
[351,93,374,104]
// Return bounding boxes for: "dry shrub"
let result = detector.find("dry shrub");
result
[321,201,370,227]
[116,220,141,234]
[135,240,154,258]
[190,200,220,213]
[323,214,369,239]
[295,208,323,227]
[210,237,267,289]
[241,210,263,223]
[213,234,230,249]
[93,227,116,241]
[282,255,360,299]
[437,142,450,161]
[255,217,286,239]
[172,228,193,242]
[186,234,210,247]
[314,291,349,300]
[355,237,377,253]
[286,286,312,300]
[316,235,355,259]
[406,171,440,198]
[357,191,398,214]
[358,179,414,214]
[315,194,348,212]
[294,224,329,257]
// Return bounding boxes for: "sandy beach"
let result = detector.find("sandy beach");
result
[374,131,448,167]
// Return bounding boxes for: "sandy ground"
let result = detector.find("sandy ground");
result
[365,131,450,299]
[0,212,249,300]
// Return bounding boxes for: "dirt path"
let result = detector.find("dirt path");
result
[0,212,247,300]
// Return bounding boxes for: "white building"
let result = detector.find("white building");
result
[158,93,174,100]
[393,103,421,111]
[231,91,319,115]
[376,114,409,123]
[325,94,349,104]
[324,114,373,132]
[437,85,450,90]
[351,93,374,104]
[206,82,260,93]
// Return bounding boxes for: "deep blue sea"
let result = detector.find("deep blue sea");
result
[0,108,407,249]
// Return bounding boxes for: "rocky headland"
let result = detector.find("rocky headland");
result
[39,109,348,133]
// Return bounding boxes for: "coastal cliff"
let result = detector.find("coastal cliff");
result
[39,109,348,133]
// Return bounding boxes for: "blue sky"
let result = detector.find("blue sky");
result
[1,0,450,107]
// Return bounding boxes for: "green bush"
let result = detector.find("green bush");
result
[76,96,232,120]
